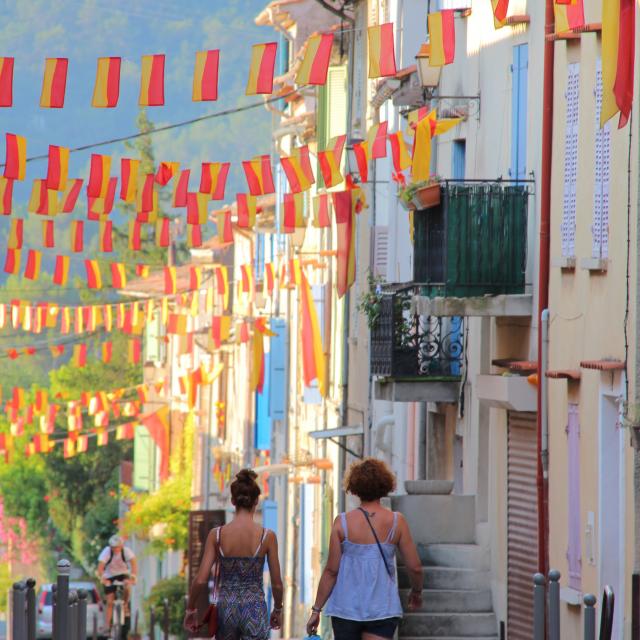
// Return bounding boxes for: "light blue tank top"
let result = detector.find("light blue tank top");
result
[325,511,403,621]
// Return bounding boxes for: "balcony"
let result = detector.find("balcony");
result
[411,181,533,317]
[371,285,463,403]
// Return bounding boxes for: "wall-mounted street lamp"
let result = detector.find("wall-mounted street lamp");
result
[415,43,441,90]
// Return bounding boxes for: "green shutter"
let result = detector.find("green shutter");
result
[144,311,165,364]
[133,425,157,491]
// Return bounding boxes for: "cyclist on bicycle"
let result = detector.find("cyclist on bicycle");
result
[97,535,138,634]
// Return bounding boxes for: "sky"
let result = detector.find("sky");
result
[0,0,276,235]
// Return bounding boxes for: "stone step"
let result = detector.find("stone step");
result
[399,589,493,613]
[399,567,492,591]
[417,544,490,570]
[400,612,497,637]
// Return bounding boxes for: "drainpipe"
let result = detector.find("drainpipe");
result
[536,0,555,578]
[541,310,550,482]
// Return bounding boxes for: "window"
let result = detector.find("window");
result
[566,403,582,590]
[592,59,610,259]
[452,139,466,180]
[561,63,580,258]
[510,44,528,181]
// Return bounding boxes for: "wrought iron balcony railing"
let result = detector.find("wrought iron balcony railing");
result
[370,285,464,379]
[412,181,530,298]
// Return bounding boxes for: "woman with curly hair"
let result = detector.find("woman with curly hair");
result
[306,458,424,640]
[184,469,284,640]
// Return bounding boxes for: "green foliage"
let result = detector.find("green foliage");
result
[144,575,187,637]
[0,562,12,610]
[356,272,386,330]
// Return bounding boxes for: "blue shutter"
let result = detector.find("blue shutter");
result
[255,233,266,276]
[269,319,287,420]
[452,140,466,180]
[510,44,528,180]
[255,351,272,451]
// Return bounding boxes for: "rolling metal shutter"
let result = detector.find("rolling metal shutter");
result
[507,411,538,639]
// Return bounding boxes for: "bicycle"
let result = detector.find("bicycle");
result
[109,580,128,640]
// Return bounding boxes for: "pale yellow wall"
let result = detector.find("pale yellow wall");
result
[548,1,639,635]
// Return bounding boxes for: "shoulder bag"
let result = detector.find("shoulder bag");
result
[358,508,393,578]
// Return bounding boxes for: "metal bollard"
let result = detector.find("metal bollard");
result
[163,598,169,640]
[548,569,561,640]
[12,581,27,640]
[26,578,36,640]
[68,590,78,640]
[77,589,88,640]
[55,559,71,640]
[92,611,98,640]
[583,593,597,640]
[533,573,546,640]
[149,606,156,640]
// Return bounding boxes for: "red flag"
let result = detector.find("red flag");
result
[367,122,388,159]
[139,54,165,106]
[332,189,360,297]
[0,177,13,215]
[54,255,70,286]
[59,178,83,213]
[4,248,20,275]
[173,169,190,207]
[193,50,220,101]
[246,43,278,95]
[92,56,121,108]
[141,407,171,481]
[200,162,230,200]
[613,0,635,128]
[40,58,68,108]
[99,220,113,252]
[46,145,69,191]
[296,33,334,85]
[71,220,84,252]
[42,220,55,248]
[353,142,369,183]
[0,57,14,107]
[4,133,26,181]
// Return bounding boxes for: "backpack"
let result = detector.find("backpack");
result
[105,547,127,569]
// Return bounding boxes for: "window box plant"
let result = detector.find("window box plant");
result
[397,177,441,211]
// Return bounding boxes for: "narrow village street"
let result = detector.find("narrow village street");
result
[0,0,637,639]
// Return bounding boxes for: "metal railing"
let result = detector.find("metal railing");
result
[533,570,614,640]
[370,285,464,378]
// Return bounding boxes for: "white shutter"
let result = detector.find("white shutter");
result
[592,59,611,259]
[372,225,389,279]
[561,63,579,258]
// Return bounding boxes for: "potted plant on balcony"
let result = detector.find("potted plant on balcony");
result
[397,176,441,211]
[356,272,386,329]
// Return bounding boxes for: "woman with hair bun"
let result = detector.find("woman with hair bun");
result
[306,458,424,640]
[184,469,284,639]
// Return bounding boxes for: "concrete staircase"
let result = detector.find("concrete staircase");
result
[392,486,499,640]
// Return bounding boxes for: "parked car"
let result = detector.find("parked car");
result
[37,581,108,639]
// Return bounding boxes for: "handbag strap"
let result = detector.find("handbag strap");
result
[358,508,393,578]
[211,527,222,600]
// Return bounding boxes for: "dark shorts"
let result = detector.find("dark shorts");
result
[104,575,129,595]
[331,616,401,640]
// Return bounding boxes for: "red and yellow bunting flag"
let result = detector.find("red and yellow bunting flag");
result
[367,121,388,159]
[167,313,188,335]
[200,162,230,199]
[313,192,331,228]
[85,260,102,289]
[193,50,219,101]
[46,145,69,191]
[187,192,208,225]
[217,210,234,244]
[428,11,456,66]
[88,154,111,198]
[120,158,139,202]
[116,422,136,441]
[24,250,42,280]
[492,0,509,28]
[240,264,254,294]
[283,193,306,232]
[8,219,23,249]
[88,176,117,218]
[53,255,70,285]
[602,0,635,129]
[246,42,278,95]
[59,178,83,213]
[299,270,326,396]
[4,133,26,181]
[164,266,177,295]
[187,223,203,248]
[412,114,433,182]
[554,0,584,34]
[40,58,68,108]
[173,169,190,207]
[92,57,121,108]
[141,407,171,480]
[210,316,231,348]
[111,262,126,288]
[264,262,275,295]
[28,179,58,215]
[129,220,143,250]
[76,435,89,454]
[215,266,229,310]
[353,141,369,183]
[251,328,265,393]
[128,339,142,364]
[99,220,113,252]
[42,220,55,248]
[318,135,346,187]
[242,155,275,195]
[63,438,76,459]
[139,54,165,106]
[71,220,84,253]
[155,161,179,186]
[237,193,257,228]
[389,131,412,172]
[136,173,156,214]
[281,147,315,193]
[368,23,397,78]
[297,33,334,85]
[96,429,109,447]
[190,266,202,290]
[332,187,364,297]
[0,57,14,107]
[0,176,13,215]
[102,341,113,363]
[73,343,87,368]
[156,218,171,247]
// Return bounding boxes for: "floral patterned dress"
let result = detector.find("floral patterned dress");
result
[215,527,270,640]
